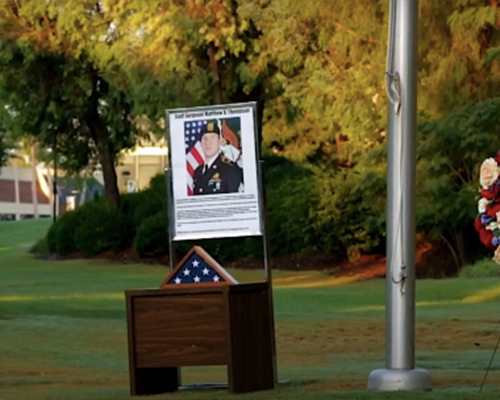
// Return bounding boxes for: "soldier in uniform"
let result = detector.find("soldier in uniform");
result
[193,120,243,195]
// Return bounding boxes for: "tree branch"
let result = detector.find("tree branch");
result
[441,233,461,271]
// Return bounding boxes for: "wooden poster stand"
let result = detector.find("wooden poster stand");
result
[125,282,274,395]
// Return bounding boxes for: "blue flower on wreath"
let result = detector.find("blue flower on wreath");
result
[481,213,495,226]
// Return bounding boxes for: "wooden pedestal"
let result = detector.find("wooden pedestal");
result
[125,282,275,395]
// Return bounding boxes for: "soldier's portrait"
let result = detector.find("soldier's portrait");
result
[184,118,244,196]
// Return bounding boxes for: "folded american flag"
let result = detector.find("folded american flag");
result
[161,246,237,287]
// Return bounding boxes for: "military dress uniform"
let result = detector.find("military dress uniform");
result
[193,153,243,195]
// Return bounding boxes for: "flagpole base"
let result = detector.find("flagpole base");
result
[367,368,432,391]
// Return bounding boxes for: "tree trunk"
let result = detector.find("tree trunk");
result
[88,118,120,206]
[441,234,461,272]
[453,229,466,269]
[86,70,120,207]
[98,141,120,206]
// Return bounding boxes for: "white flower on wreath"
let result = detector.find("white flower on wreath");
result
[486,221,500,231]
[480,158,500,189]
[478,197,489,214]
[485,211,500,231]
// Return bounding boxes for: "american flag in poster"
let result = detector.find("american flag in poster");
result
[165,252,231,285]
[184,120,206,196]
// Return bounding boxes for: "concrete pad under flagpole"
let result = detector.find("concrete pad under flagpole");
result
[367,0,432,391]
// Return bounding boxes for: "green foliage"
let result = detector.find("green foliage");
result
[418,0,500,118]
[0,1,142,205]
[128,174,167,225]
[47,210,81,256]
[263,154,318,256]
[118,173,168,247]
[312,170,386,261]
[5,0,500,270]
[459,258,500,278]
[485,45,500,63]
[0,126,12,167]
[73,200,126,256]
[47,200,126,257]
[134,209,169,258]
[123,173,168,259]
[417,98,500,267]
[29,235,49,255]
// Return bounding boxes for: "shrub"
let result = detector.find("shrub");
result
[171,155,318,261]
[244,154,317,257]
[120,174,168,247]
[134,209,169,258]
[73,200,126,256]
[29,235,49,255]
[47,209,82,255]
[311,155,387,261]
[131,174,168,225]
[119,192,149,247]
[459,259,500,278]
[175,237,263,262]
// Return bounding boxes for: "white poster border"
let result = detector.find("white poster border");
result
[165,102,264,242]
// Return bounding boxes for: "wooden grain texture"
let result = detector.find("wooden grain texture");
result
[133,292,227,367]
[125,283,275,396]
[126,294,137,395]
[226,285,274,393]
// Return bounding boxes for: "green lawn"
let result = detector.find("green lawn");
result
[2,219,500,399]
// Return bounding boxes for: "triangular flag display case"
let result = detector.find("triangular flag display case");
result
[125,246,275,395]
[160,246,238,288]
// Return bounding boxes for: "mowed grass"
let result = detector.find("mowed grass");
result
[2,219,500,399]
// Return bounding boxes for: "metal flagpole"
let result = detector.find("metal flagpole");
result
[258,159,278,385]
[367,0,432,391]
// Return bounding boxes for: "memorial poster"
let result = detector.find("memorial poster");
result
[166,102,263,241]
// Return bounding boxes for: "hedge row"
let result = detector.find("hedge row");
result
[44,155,329,261]
[42,150,485,267]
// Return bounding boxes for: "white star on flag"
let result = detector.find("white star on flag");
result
[174,277,181,284]
[194,276,201,283]
[213,276,220,282]
[192,259,200,267]
[202,268,209,275]
[183,268,191,276]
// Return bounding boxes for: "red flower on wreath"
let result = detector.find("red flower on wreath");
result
[474,217,495,249]
[481,185,500,200]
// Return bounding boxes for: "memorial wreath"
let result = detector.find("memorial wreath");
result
[474,154,500,264]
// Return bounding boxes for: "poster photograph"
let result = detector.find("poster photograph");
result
[166,102,263,241]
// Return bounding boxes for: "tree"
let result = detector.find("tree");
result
[418,0,500,118]
[100,0,268,143]
[417,98,500,269]
[0,0,139,206]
